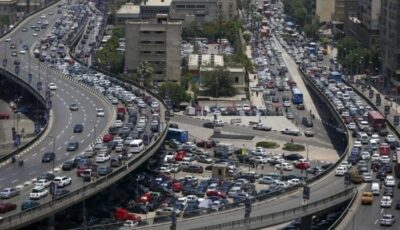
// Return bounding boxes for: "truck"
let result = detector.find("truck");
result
[113,208,141,222]
[367,111,386,131]
[328,71,342,83]
[291,87,303,104]
[166,128,189,143]
[348,147,360,164]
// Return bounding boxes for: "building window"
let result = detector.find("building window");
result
[140,51,151,54]
[176,5,185,8]
[156,51,166,54]
[140,41,151,44]
[197,5,205,8]
[187,5,195,8]
[154,41,165,44]
[155,31,164,34]
[141,31,150,34]
[235,77,239,83]
[155,71,164,74]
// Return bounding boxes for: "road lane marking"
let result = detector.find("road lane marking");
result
[40,147,45,151]
[56,134,61,139]
[65,152,70,156]
[374,219,378,225]
[70,135,74,140]
[32,153,37,157]
[58,146,63,151]
[11,179,19,184]
[80,139,85,143]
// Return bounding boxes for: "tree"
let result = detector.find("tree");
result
[137,61,153,84]
[243,32,251,45]
[202,66,237,97]
[303,23,318,39]
[158,82,191,107]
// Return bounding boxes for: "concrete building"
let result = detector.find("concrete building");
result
[170,0,237,24]
[345,0,381,48]
[380,0,400,87]
[0,0,17,24]
[188,54,224,74]
[115,3,140,25]
[315,0,335,22]
[334,0,357,21]
[124,14,182,83]
[17,0,45,13]
[140,0,172,19]
[199,66,246,93]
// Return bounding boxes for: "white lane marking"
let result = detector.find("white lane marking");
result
[61,130,65,134]
[59,146,64,150]
[70,135,74,140]
[40,147,45,151]
[80,139,85,143]
[87,133,91,138]
[32,153,37,157]
[65,152,70,156]
[381,209,384,214]
[56,134,61,139]
[11,179,19,184]
[374,219,378,225]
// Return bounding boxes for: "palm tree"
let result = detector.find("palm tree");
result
[137,61,153,86]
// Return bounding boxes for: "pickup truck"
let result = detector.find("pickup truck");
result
[281,128,300,136]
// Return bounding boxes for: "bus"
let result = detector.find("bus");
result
[395,150,400,178]
[291,87,303,104]
[368,111,385,131]
[166,128,189,143]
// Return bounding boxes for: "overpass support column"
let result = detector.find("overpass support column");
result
[46,214,55,230]
[300,215,312,230]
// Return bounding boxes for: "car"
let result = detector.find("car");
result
[54,176,72,188]
[182,165,204,173]
[386,134,396,143]
[37,172,55,181]
[281,128,300,136]
[21,200,40,211]
[380,214,395,226]
[253,124,272,131]
[276,162,293,171]
[196,155,213,164]
[96,108,105,117]
[283,153,303,161]
[302,117,313,127]
[69,104,79,111]
[41,152,55,163]
[48,83,57,90]
[5,37,11,42]
[381,196,392,208]
[335,167,345,176]
[21,27,27,32]
[0,112,10,119]
[361,172,372,182]
[0,202,17,213]
[97,166,113,176]
[384,186,395,197]
[379,156,390,164]
[35,179,51,188]
[296,104,305,110]
[29,186,48,199]
[0,187,20,199]
[66,142,79,151]
[286,112,295,119]
[96,154,110,163]
[203,122,215,129]
[73,124,84,133]
[396,199,400,210]
[113,120,123,128]
[385,176,396,187]
[32,33,38,37]
[304,128,315,137]
[54,189,70,199]
[62,160,77,171]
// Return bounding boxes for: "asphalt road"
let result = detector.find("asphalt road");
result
[0,0,113,213]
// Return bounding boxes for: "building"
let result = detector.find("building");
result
[333,0,357,21]
[188,54,224,74]
[115,3,140,25]
[345,0,381,48]
[0,0,17,24]
[380,0,400,87]
[199,66,246,93]
[170,0,237,24]
[315,0,335,22]
[140,0,172,19]
[124,14,182,83]
[17,0,45,13]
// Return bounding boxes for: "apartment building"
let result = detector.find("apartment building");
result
[333,0,357,21]
[115,3,140,25]
[140,0,172,19]
[0,0,17,24]
[124,14,182,83]
[380,0,400,87]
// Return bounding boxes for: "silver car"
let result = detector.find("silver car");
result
[0,187,20,199]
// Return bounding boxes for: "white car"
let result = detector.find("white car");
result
[283,100,291,107]
[96,154,110,163]
[379,156,390,164]
[380,214,395,226]
[19,49,26,54]
[353,141,362,148]
[113,136,123,144]
[32,33,38,37]
[207,183,218,192]
[287,178,301,186]
[96,108,105,117]
[386,135,396,143]
[276,162,293,171]
[48,83,57,90]
[384,176,396,187]
[252,156,268,164]
[335,167,345,176]
[35,179,51,188]
[371,153,380,161]
[30,186,48,199]
[380,196,392,208]
[251,147,268,156]
[54,176,72,188]
[361,151,371,160]
[113,120,123,128]
[177,197,188,207]
[339,161,351,170]
[5,37,11,42]
[164,152,176,162]
[347,122,356,130]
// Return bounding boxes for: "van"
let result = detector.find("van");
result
[129,139,144,153]
[371,182,380,196]
[214,143,235,158]
[358,132,369,144]
[369,140,378,150]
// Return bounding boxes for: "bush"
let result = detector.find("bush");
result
[256,141,280,149]
[283,143,305,151]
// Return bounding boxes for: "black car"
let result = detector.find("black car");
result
[42,152,55,163]
[182,165,204,173]
[182,204,200,218]
[73,124,84,133]
[283,153,303,161]
[396,199,400,210]
[203,122,215,129]
[110,157,121,167]
[129,203,149,214]
[169,123,179,129]
[37,172,55,181]
[21,200,40,211]
[69,104,79,111]
[54,189,70,199]
[62,160,77,170]
[66,142,79,151]
[97,166,113,176]
[302,117,313,127]
[379,129,389,136]
[383,186,394,197]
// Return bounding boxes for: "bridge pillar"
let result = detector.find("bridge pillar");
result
[300,215,313,230]
[46,214,55,230]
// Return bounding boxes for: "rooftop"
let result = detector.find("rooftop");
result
[141,0,172,7]
[117,3,140,15]
[188,54,224,70]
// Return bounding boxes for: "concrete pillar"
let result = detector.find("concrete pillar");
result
[46,214,55,230]
[300,215,313,230]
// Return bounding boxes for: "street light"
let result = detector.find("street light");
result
[48,135,56,173]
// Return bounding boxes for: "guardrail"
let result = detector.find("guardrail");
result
[328,187,359,229]
[189,188,356,230]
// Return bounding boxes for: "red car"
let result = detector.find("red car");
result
[138,192,153,203]
[172,181,183,192]
[196,141,215,148]
[102,134,113,143]
[206,190,226,199]
[0,202,17,213]
[294,162,311,170]
[0,112,10,119]
[175,150,186,161]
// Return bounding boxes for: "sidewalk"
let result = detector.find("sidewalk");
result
[272,36,321,120]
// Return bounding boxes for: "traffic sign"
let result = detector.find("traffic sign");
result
[303,186,310,200]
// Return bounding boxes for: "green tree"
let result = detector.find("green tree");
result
[303,23,318,39]
[158,82,191,106]
[243,32,251,45]
[137,61,153,84]
[202,66,237,97]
